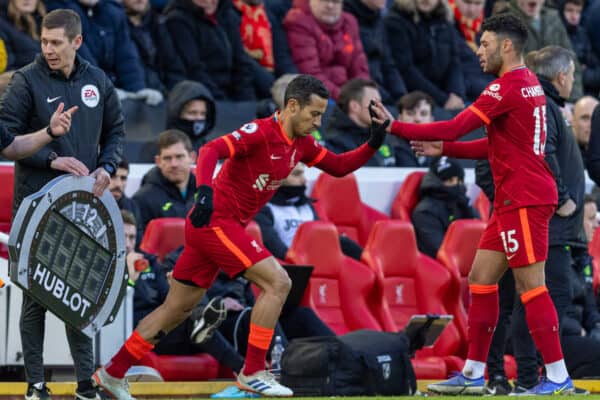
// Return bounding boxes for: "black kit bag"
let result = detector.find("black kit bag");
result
[280,330,416,396]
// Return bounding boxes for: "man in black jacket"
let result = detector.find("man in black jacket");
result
[0,9,124,400]
[343,0,406,105]
[484,45,586,394]
[323,78,401,167]
[411,156,477,258]
[133,130,196,231]
[164,0,256,101]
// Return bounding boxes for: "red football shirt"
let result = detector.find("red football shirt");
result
[209,115,327,225]
[469,66,557,212]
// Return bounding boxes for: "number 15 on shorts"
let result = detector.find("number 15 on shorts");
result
[500,229,520,259]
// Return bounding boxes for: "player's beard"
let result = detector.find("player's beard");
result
[485,47,503,76]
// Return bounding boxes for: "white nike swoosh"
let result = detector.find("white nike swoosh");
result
[507,254,516,260]
[270,155,282,160]
[46,96,61,103]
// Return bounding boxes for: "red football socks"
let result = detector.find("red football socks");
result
[105,330,154,379]
[521,286,564,364]
[243,323,274,376]
[466,284,499,362]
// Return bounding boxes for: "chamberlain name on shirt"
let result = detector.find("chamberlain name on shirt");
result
[521,85,544,98]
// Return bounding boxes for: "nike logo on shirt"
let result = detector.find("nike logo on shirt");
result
[270,155,282,160]
[46,96,61,103]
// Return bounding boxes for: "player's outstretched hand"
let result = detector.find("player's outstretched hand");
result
[411,140,443,157]
[190,185,214,228]
[367,100,390,149]
[49,102,78,137]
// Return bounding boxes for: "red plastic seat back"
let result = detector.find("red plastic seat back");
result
[362,220,418,330]
[137,352,219,381]
[140,217,186,260]
[310,173,363,244]
[362,220,463,357]
[437,219,486,310]
[0,164,14,259]
[286,221,381,334]
[245,220,263,245]
[474,191,491,222]
[589,227,600,294]
[391,171,425,220]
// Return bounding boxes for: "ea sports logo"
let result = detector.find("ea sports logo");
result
[81,84,100,108]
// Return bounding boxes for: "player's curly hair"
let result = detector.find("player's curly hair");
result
[481,14,528,55]
[284,75,329,108]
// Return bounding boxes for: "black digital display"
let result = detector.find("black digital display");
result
[34,211,112,304]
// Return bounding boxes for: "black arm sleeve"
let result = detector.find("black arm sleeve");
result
[544,104,570,206]
[97,75,124,171]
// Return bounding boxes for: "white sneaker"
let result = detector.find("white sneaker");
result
[237,370,293,397]
[190,296,226,344]
[92,367,136,400]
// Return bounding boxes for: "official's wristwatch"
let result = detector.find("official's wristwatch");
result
[46,126,60,139]
[46,151,58,168]
[102,163,115,176]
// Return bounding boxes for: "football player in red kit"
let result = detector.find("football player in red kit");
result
[374,14,573,395]
[93,75,390,399]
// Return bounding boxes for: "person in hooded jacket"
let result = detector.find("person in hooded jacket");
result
[343,0,407,105]
[411,156,477,258]
[164,0,256,101]
[323,78,402,167]
[255,162,364,261]
[166,80,216,151]
[133,130,197,231]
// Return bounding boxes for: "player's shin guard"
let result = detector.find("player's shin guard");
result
[521,286,567,382]
[243,323,274,376]
[466,284,499,365]
[105,330,154,379]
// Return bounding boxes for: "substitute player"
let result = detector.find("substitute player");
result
[93,75,390,399]
[376,14,573,395]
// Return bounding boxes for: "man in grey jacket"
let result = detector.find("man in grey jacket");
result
[0,9,124,400]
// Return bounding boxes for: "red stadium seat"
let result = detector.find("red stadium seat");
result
[140,218,185,260]
[474,191,491,222]
[310,173,388,246]
[286,221,382,334]
[589,227,600,295]
[245,220,263,244]
[436,219,486,346]
[390,171,425,221]
[0,164,14,259]
[136,352,219,381]
[362,220,465,372]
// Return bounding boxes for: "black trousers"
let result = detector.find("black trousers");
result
[487,245,573,387]
[20,293,94,385]
[563,335,600,378]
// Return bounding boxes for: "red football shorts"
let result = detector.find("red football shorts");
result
[172,219,271,288]
[478,205,554,268]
